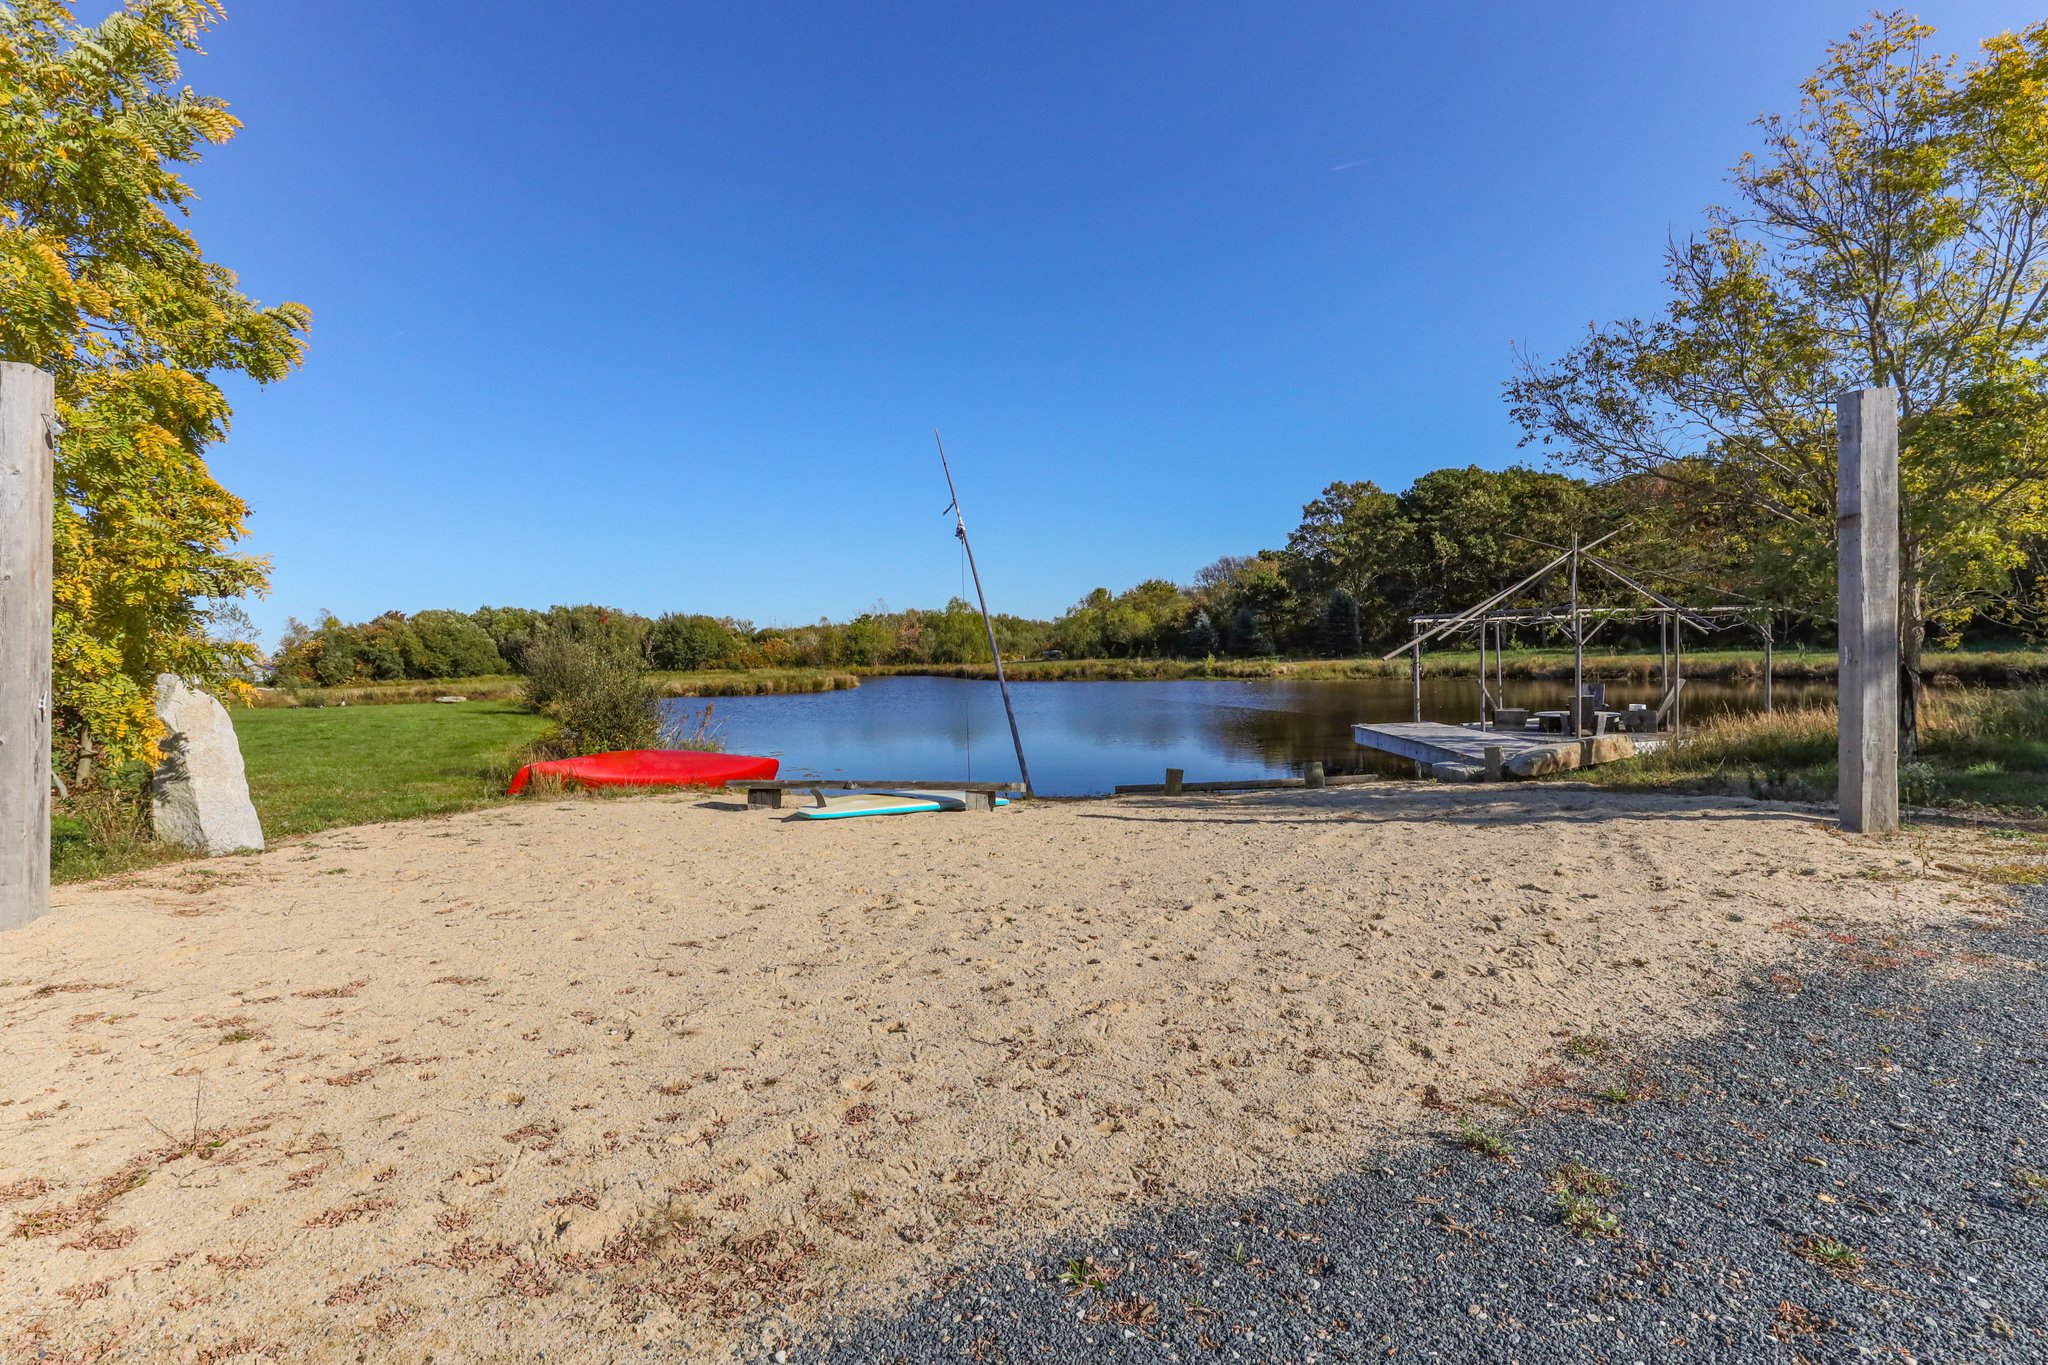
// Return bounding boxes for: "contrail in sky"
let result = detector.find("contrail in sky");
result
[1329,158,1370,172]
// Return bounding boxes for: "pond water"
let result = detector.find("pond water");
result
[662,673,1839,797]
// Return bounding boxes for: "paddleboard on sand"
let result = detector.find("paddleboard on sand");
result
[795,789,1012,820]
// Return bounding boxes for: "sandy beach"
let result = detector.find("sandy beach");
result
[0,785,2007,1362]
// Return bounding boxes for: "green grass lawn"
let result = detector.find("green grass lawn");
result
[231,701,551,837]
[53,702,551,883]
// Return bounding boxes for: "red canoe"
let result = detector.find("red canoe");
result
[506,749,779,795]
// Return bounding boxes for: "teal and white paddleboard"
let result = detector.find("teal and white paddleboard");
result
[795,790,1011,820]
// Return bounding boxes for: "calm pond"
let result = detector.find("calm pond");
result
[664,673,1838,797]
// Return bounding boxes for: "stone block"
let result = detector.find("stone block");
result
[152,675,265,855]
[1504,743,1583,778]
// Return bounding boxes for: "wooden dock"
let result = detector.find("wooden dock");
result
[1351,721,1665,773]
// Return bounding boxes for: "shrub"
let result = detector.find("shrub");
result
[400,610,507,678]
[521,635,661,755]
[649,613,744,671]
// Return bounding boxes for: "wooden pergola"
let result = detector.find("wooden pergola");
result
[1381,532,1781,741]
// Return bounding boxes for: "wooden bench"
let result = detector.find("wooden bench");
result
[725,779,1024,812]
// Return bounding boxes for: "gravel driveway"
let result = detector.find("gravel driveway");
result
[764,878,2048,1364]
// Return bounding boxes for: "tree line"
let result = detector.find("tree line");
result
[269,600,1058,683]
[275,430,2048,686]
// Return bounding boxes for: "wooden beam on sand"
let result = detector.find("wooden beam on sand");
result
[1,363,54,934]
[1837,387,1900,835]
[1111,774,1379,795]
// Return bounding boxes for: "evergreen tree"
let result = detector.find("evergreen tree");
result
[1229,604,1274,657]
[1319,589,1363,657]
[1183,609,1220,656]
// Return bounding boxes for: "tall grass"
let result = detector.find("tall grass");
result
[1581,686,2048,815]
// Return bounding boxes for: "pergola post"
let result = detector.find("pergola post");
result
[1837,387,1900,834]
[1410,643,1422,722]
[1761,616,1774,714]
[1568,537,1583,739]
[1,363,55,933]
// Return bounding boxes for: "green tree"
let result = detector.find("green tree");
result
[1508,13,2048,751]
[401,610,506,678]
[1283,481,1409,636]
[1227,604,1274,657]
[648,613,743,671]
[1183,609,1220,656]
[3,0,311,766]
[1318,589,1362,657]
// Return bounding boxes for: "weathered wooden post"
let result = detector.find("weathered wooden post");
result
[1837,387,1900,834]
[1303,760,1325,789]
[1164,767,1183,797]
[1410,644,1422,722]
[1483,745,1503,782]
[1,363,55,933]
[1761,617,1774,714]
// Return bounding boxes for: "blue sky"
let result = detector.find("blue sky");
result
[182,1,2040,644]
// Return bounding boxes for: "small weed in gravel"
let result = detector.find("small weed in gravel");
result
[1793,1234,1863,1272]
[1554,1192,1620,1240]
[1058,1257,1119,1294]
[2013,1169,2048,1205]
[1562,1034,1610,1058]
[1548,1162,1618,1197]
[1452,1115,1515,1161]
[1592,1063,1663,1105]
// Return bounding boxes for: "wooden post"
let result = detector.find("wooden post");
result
[1476,616,1487,725]
[1659,613,1669,704]
[1837,387,1900,834]
[1495,619,1505,712]
[1761,619,1774,714]
[1164,767,1183,796]
[1569,537,1583,739]
[1304,760,1325,789]
[1,363,55,934]
[1484,745,1503,782]
[1673,617,1684,738]
[1410,644,1422,722]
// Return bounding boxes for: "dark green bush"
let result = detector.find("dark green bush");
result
[521,635,660,755]
[649,613,744,671]
[401,610,507,678]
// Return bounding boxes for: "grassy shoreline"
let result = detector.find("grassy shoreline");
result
[256,668,860,708]
[869,646,2048,687]
[1569,686,2048,823]
[253,648,2048,706]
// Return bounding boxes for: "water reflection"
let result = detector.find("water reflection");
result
[664,674,1839,797]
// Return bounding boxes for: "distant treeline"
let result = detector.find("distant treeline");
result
[269,600,1055,684]
[273,463,2044,686]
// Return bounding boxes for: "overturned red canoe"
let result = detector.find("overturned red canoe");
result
[507,749,778,795]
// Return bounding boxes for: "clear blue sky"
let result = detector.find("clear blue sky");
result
[182,1,2039,644]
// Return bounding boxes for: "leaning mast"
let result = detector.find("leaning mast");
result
[934,432,1034,798]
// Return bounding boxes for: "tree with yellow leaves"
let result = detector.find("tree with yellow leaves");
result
[1,0,309,773]
[1509,12,2048,755]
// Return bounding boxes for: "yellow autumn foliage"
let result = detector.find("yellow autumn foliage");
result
[1,0,309,768]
